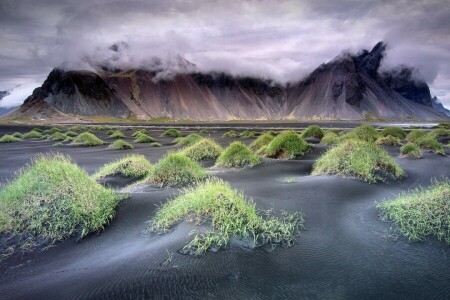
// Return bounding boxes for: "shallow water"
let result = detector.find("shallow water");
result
[0,125,449,299]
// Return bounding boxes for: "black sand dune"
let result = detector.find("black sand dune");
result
[0,125,449,299]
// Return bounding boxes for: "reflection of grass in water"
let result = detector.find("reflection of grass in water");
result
[377,180,450,244]
[148,179,304,255]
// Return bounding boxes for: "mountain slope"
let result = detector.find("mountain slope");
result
[7,42,449,121]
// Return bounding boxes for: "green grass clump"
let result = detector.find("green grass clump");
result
[131,129,147,137]
[106,130,115,136]
[400,143,421,158]
[148,179,304,255]
[11,132,23,138]
[182,138,223,161]
[376,135,401,146]
[264,130,309,159]
[44,127,61,134]
[175,133,203,146]
[47,132,68,141]
[199,129,209,134]
[0,154,120,249]
[68,125,88,132]
[216,141,261,168]
[301,125,324,139]
[430,128,450,139]
[381,127,407,139]
[222,130,239,138]
[149,152,207,187]
[22,130,42,139]
[108,130,125,139]
[414,137,445,155]
[240,130,256,138]
[321,132,339,145]
[249,132,275,151]
[134,133,156,143]
[312,140,405,183]
[151,142,162,147]
[109,139,134,150]
[377,180,450,244]
[64,130,78,137]
[93,154,151,179]
[161,128,183,138]
[0,134,22,143]
[406,130,427,142]
[350,125,379,142]
[72,132,105,146]
[31,127,43,133]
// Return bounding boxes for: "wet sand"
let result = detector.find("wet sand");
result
[0,125,449,299]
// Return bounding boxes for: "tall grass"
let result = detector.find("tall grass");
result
[249,131,275,151]
[381,127,406,139]
[264,130,309,159]
[182,138,223,161]
[216,141,261,168]
[301,125,324,139]
[400,143,421,158]
[93,154,151,179]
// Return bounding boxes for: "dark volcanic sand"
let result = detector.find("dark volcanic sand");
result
[0,125,449,299]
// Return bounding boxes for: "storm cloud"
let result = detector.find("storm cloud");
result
[0,0,449,108]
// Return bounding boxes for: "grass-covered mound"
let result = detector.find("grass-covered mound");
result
[222,130,239,138]
[0,154,120,252]
[149,152,207,187]
[182,138,223,161]
[151,142,162,147]
[350,125,379,142]
[68,125,88,132]
[376,135,401,146]
[134,133,157,143]
[249,132,275,151]
[321,132,339,145]
[240,130,256,138]
[93,154,151,179]
[264,130,309,159]
[109,130,125,139]
[406,129,426,142]
[215,141,261,168]
[44,127,61,134]
[109,139,133,150]
[47,132,68,141]
[199,128,209,134]
[377,180,450,244]
[64,130,78,137]
[381,127,407,139]
[176,133,203,146]
[12,132,23,138]
[148,179,304,255]
[22,130,42,139]
[161,128,183,138]
[131,129,147,137]
[400,143,421,158]
[72,132,105,146]
[312,140,405,183]
[0,134,22,143]
[430,128,450,139]
[414,137,445,155]
[301,125,324,139]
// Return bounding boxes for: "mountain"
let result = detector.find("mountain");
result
[5,42,449,121]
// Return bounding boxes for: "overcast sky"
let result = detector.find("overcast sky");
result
[0,0,449,108]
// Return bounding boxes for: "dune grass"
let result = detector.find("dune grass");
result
[414,137,445,155]
[93,154,151,179]
[199,129,209,134]
[11,132,23,138]
[109,130,125,139]
[430,128,450,139]
[148,179,304,255]
[216,141,261,168]
[161,128,183,138]
[301,125,324,139]
[44,127,62,134]
[109,139,134,150]
[68,125,88,132]
[249,131,275,151]
[222,130,239,138]
[149,152,207,187]
[64,130,79,137]
[22,130,42,139]
[381,127,407,139]
[0,134,22,143]
[72,132,105,146]
[151,142,162,147]
[31,127,43,133]
[264,130,309,159]
[376,135,401,146]
[131,129,148,137]
[240,130,256,138]
[312,139,405,183]
[377,180,450,244]
[182,138,223,161]
[134,133,156,143]
[400,143,421,158]
[406,129,427,142]
[0,154,121,252]
[321,132,339,145]
[175,133,203,146]
[47,132,68,141]
[349,125,379,142]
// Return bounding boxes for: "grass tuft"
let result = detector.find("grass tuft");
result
[264,130,309,159]
[161,128,183,138]
[301,125,324,139]
[222,130,239,138]
[312,139,405,183]
[381,127,407,139]
[400,143,421,158]
[64,130,79,137]
[406,129,427,143]
[249,131,274,151]
[175,133,203,146]
[12,132,23,138]
[72,132,105,146]
[131,129,148,137]
[414,137,445,155]
[134,133,156,143]
[321,132,339,145]
[377,180,450,244]
[376,135,401,146]
[182,138,223,161]
[109,139,134,150]
[215,141,261,168]
[240,130,256,138]
[22,130,42,139]
[109,130,125,139]
[350,125,379,142]
[47,132,68,141]
[148,179,304,255]
[93,154,151,179]
[0,134,22,143]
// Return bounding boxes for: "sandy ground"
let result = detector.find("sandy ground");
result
[0,124,449,299]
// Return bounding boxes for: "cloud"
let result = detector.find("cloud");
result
[0,82,41,108]
[0,0,449,108]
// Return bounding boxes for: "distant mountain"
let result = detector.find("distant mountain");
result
[6,42,449,121]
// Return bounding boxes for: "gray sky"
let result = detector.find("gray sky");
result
[0,0,449,108]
